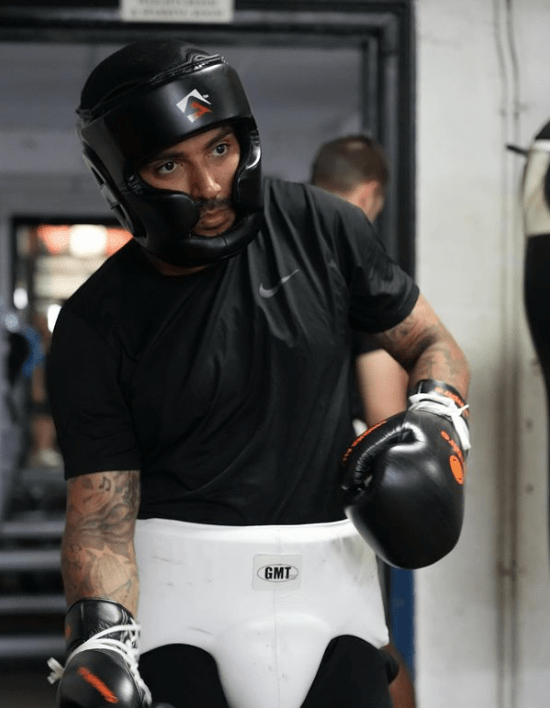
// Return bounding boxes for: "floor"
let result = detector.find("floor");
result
[0,664,56,708]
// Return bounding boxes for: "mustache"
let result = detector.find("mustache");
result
[196,197,233,213]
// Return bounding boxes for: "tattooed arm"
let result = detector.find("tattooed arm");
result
[372,294,470,399]
[61,470,140,616]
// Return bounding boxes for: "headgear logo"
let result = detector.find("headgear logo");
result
[176,89,212,123]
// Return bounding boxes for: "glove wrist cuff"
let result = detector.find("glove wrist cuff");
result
[410,379,468,413]
[65,598,136,654]
[408,379,470,452]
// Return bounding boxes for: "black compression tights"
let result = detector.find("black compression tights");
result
[139,635,395,707]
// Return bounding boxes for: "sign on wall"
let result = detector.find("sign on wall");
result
[120,0,234,23]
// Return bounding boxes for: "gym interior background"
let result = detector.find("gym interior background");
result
[0,1,549,707]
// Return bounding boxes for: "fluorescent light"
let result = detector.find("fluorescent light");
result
[69,224,107,258]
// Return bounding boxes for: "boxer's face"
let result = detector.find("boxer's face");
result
[139,125,240,238]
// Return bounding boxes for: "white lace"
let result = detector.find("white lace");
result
[47,622,152,706]
[408,392,471,452]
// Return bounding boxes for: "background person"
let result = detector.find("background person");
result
[311,133,416,708]
[310,134,409,427]
[46,39,470,708]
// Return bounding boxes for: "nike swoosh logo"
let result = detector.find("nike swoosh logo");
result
[259,269,300,298]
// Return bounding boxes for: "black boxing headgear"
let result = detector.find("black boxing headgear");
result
[76,39,263,267]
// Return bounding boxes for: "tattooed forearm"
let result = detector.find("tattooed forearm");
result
[61,470,140,615]
[373,294,470,398]
[406,339,466,384]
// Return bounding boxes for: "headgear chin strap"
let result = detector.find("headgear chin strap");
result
[77,39,263,267]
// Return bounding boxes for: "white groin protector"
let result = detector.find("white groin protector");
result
[134,518,389,708]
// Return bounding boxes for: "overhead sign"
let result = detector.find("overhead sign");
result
[120,0,234,24]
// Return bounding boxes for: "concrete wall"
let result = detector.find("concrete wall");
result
[415,0,550,706]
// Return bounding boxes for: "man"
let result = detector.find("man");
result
[46,39,470,708]
[311,134,416,708]
[311,134,409,427]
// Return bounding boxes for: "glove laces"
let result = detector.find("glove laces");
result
[47,621,152,706]
[408,391,471,452]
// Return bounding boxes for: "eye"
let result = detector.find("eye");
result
[156,160,178,175]
[213,142,229,156]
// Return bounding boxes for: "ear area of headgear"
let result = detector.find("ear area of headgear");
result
[80,146,137,236]
[230,119,262,214]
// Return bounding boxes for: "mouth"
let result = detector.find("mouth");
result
[195,208,235,236]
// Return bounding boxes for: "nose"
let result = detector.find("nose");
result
[188,163,221,202]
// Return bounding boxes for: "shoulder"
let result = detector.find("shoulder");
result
[261,176,370,240]
[64,241,148,310]
[54,241,147,342]
[263,176,359,214]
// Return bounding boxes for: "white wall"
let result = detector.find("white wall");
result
[416,0,550,706]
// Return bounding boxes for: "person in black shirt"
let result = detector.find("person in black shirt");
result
[46,40,470,708]
[311,134,409,428]
[311,134,416,708]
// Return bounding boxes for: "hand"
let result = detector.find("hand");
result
[341,380,469,569]
[48,599,154,708]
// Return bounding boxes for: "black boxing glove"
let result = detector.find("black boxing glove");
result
[47,598,172,708]
[341,379,470,570]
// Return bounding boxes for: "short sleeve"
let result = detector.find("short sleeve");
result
[318,190,419,333]
[347,225,418,332]
[352,331,379,357]
[47,305,140,478]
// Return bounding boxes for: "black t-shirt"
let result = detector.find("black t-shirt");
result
[47,178,418,526]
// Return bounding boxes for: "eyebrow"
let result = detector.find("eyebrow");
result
[204,126,235,149]
[148,126,236,164]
